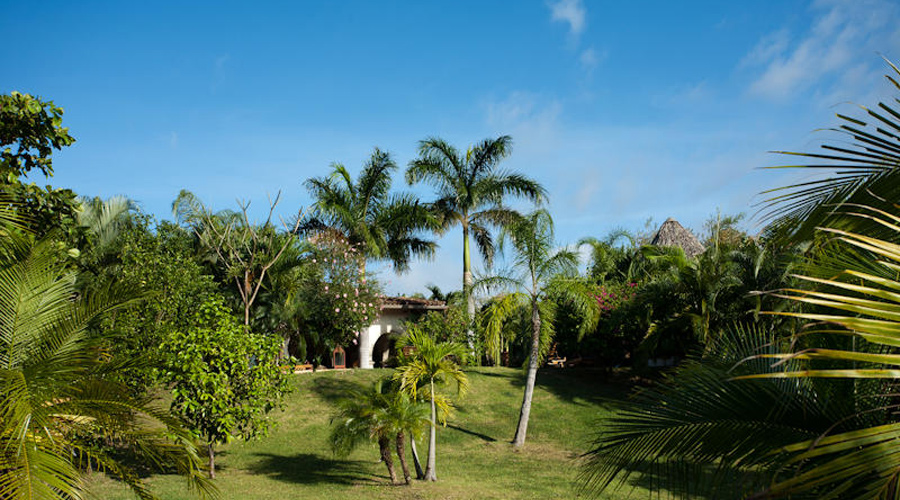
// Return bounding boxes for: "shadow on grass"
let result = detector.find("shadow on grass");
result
[485,367,633,410]
[307,375,367,403]
[248,452,380,485]
[447,424,497,442]
[590,458,763,500]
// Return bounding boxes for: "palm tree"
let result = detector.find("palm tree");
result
[0,238,216,500]
[736,204,900,497]
[579,324,874,499]
[480,209,599,447]
[406,135,547,349]
[305,147,437,273]
[394,326,468,481]
[329,379,428,485]
[760,60,900,242]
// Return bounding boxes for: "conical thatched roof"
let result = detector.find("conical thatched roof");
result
[650,218,705,258]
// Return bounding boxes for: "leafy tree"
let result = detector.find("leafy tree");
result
[159,295,289,479]
[173,190,301,328]
[304,148,437,273]
[406,135,546,350]
[480,209,599,447]
[0,92,80,239]
[330,379,429,485]
[108,216,218,391]
[394,326,468,481]
[408,304,469,346]
[0,238,216,500]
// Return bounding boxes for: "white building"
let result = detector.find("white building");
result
[357,296,447,369]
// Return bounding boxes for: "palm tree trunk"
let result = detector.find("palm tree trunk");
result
[424,379,438,481]
[513,297,541,448]
[395,432,411,484]
[409,432,425,479]
[463,224,476,355]
[379,437,398,484]
[208,441,216,479]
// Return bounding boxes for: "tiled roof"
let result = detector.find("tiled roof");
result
[380,296,447,310]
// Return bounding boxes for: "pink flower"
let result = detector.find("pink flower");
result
[324,285,329,291]
[335,307,340,312]
[343,293,347,298]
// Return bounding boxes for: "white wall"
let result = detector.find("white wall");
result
[357,310,410,369]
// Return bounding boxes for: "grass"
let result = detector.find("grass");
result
[87,367,655,499]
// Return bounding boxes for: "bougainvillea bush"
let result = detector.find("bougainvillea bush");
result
[297,233,380,365]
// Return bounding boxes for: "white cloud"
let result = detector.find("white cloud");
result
[579,47,607,73]
[484,92,562,157]
[215,54,230,70]
[743,0,900,100]
[549,0,586,36]
[574,171,599,211]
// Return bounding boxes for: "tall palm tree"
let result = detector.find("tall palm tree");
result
[305,147,437,273]
[394,326,468,481]
[0,238,215,500]
[480,210,599,447]
[406,135,547,348]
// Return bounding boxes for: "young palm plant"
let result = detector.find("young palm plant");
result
[480,209,599,447]
[0,238,215,500]
[406,135,546,349]
[393,326,468,481]
[329,378,428,485]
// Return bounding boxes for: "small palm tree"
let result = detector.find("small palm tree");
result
[393,326,468,481]
[480,209,599,447]
[305,148,437,273]
[406,135,546,348]
[329,379,428,485]
[0,238,215,500]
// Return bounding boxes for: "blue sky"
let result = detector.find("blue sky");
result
[4,0,900,295]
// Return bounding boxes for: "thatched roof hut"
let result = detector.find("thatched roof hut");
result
[650,218,705,258]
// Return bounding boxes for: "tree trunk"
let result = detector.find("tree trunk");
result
[208,441,216,479]
[243,273,252,328]
[409,432,425,479]
[462,224,476,356]
[281,336,290,360]
[424,379,438,481]
[395,432,411,484]
[512,297,541,448]
[379,437,398,484]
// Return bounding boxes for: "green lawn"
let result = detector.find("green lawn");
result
[88,367,654,499]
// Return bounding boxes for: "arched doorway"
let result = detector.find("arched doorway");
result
[372,333,398,368]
